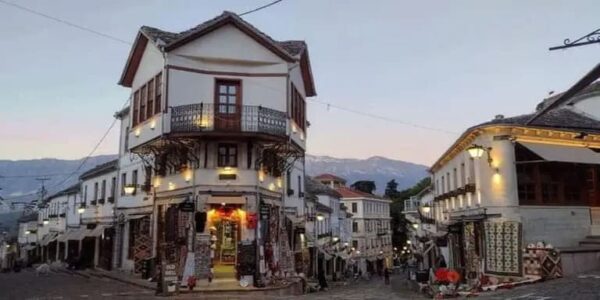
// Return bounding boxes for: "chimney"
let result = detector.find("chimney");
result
[494,114,505,120]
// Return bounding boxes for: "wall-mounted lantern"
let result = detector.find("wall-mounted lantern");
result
[467,144,497,170]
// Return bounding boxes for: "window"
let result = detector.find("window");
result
[216,80,239,114]
[352,203,357,213]
[101,180,106,200]
[147,78,154,118]
[121,173,127,196]
[460,163,466,187]
[298,175,302,196]
[133,91,140,127]
[453,168,458,190]
[132,170,138,195]
[441,176,445,193]
[111,177,116,199]
[352,240,358,249]
[124,126,129,153]
[217,144,238,167]
[83,185,88,205]
[93,182,98,201]
[155,73,162,113]
[131,72,162,127]
[290,85,306,130]
[352,222,358,233]
[139,85,147,122]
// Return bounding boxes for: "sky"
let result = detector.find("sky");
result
[1,0,599,166]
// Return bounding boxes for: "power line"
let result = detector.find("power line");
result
[0,0,131,45]
[308,98,460,135]
[0,173,73,179]
[238,0,285,16]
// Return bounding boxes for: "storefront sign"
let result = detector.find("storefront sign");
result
[194,234,211,279]
[179,202,195,212]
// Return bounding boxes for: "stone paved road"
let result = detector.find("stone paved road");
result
[477,272,600,300]
[0,269,155,300]
[0,270,424,300]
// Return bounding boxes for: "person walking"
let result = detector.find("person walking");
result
[384,267,390,285]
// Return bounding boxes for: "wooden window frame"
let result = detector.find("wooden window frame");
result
[217,143,238,167]
[155,73,162,113]
[139,85,147,123]
[147,78,154,118]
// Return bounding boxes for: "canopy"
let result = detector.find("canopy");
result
[519,142,600,165]
[40,232,58,246]
[86,225,108,238]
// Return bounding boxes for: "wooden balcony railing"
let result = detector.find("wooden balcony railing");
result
[170,103,287,137]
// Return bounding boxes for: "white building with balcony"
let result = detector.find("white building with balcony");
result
[115,11,316,284]
[314,174,392,275]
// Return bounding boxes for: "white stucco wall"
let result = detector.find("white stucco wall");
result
[81,171,118,225]
[520,206,591,248]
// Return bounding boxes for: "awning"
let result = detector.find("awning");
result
[286,215,304,225]
[22,244,36,251]
[40,232,58,246]
[86,225,108,238]
[128,214,150,220]
[519,142,600,165]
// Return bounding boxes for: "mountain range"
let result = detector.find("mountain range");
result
[0,154,428,208]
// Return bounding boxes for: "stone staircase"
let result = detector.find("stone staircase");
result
[579,235,600,247]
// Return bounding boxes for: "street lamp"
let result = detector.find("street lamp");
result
[78,205,85,214]
[316,214,324,221]
[420,203,431,214]
[123,184,136,195]
[42,219,49,225]
[25,230,31,235]
[467,144,494,168]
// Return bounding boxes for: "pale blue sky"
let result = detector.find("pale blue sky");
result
[1,0,599,165]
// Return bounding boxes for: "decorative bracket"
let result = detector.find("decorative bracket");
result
[549,28,600,51]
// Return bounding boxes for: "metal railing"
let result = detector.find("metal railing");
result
[170,103,287,136]
[404,197,420,213]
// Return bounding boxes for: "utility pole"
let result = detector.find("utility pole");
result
[35,177,50,204]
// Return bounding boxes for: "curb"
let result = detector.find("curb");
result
[94,271,156,291]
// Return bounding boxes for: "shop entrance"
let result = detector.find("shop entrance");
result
[208,204,243,279]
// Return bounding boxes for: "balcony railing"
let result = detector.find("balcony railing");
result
[171,103,287,137]
[404,197,420,213]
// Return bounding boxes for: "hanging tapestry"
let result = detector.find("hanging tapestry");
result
[134,217,152,274]
[279,227,294,273]
[484,221,522,276]
[463,223,479,277]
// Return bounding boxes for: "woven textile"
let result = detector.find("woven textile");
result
[484,221,522,276]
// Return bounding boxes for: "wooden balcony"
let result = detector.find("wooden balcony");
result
[170,103,287,138]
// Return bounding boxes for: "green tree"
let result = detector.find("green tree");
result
[351,180,376,194]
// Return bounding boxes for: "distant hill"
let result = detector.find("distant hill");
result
[0,154,429,204]
[0,155,118,205]
[305,155,429,193]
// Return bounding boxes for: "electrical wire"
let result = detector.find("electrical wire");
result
[0,173,73,179]
[0,0,132,45]
[238,0,285,16]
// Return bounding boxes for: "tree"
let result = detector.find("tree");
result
[351,180,376,194]
[384,179,400,199]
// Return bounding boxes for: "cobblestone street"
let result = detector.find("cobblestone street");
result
[0,270,424,300]
[477,272,600,300]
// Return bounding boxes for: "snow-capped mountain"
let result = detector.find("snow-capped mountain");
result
[305,155,429,193]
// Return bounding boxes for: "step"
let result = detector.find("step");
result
[585,235,600,239]
[579,240,600,246]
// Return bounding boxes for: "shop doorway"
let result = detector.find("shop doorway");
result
[208,204,242,279]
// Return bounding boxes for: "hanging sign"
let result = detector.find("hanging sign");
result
[179,202,195,212]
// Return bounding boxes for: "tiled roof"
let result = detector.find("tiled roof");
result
[315,201,333,214]
[140,11,306,58]
[47,183,80,201]
[335,186,379,199]
[536,81,600,112]
[305,177,341,199]
[79,159,118,180]
[18,213,38,223]
[314,173,347,183]
[475,108,600,133]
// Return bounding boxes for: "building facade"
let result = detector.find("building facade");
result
[428,82,600,281]
[115,11,316,286]
[314,174,393,275]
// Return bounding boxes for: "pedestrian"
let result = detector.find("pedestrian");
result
[318,269,328,291]
[384,267,390,285]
